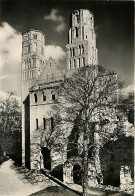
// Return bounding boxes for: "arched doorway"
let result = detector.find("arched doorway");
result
[41,147,51,170]
[51,164,63,181]
[73,164,82,185]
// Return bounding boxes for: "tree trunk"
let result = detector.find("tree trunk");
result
[82,110,89,196]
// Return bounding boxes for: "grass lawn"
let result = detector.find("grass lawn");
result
[29,186,80,196]
[29,186,132,196]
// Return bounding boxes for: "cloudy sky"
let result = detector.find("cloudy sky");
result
[0,0,134,96]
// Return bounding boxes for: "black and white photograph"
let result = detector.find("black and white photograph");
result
[0,0,134,196]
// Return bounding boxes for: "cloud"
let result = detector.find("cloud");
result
[44,9,66,33]
[0,22,22,96]
[0,22,66,95]
[45,45,66,63]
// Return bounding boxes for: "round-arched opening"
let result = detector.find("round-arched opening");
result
[51,164,63,181]
[41,147,51,170]
[73,164,82,185]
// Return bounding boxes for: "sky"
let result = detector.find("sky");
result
[0,0,134,97]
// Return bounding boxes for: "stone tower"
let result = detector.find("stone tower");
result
[66,9,98,70]
[22,30,45,101]
[21,30,45,168]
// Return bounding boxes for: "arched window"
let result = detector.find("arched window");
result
[82,26,84,40]
[43,93,46,101]
[81,45,84,54]
[23,60,26,70]
[74,59,76,69]
[79,45,81,55]
[24,72,26,80]
[72,48,75,57]
[52,94,55,100]
[28,60,31,68]
[75,27,78,38]
[70,48,72,57]
[26,60,28,69]
[32,71,34,78]
[34,93,37,103]
[43,118,46,129]
[36,119,38,130]
[78,58,80,68]
[33,43,37,52]
[33,34,37,39]
[82,57,85,66]
[69,61,71,70]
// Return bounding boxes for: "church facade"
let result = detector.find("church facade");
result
[21,9,133,189]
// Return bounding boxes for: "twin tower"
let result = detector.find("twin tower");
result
[21,9,98,100]
[21,9,98,168]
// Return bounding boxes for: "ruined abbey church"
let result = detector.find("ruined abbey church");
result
[21,9,134,188]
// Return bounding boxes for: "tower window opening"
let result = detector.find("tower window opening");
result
[72,48,75,57]
[25,34,29,40]
[36,119,38,130]
[36,118,38,129]
[34,93,37,103]
[70,48,72,57]
[79,45,81,55]
[31,58,34,67]
[52,94,55,100]
[82,27,84,40]
[27,45,30,53]
[82,57,85,66]
[69,61,71,70]
[33,43,37,52]
[28,60,31,68]
[74,59,76,69]
[30,71,31,79]
[43,118,46,129]
[43,93,46,101]
[33,34,37,39]
[31,71,33,79]
[51,117,54,131]
[23,60,26,69]
[52,73,54,79]
[75,27,78,38]
[86,35,87,39]
[77,15,80,23]
[81,45,84,54]
[78,58,80,68]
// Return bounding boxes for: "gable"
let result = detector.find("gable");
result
[30,57,65,91]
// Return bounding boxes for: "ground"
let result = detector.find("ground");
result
[0,159,51,196]
[0,159,132,196]
[29,186,79,196]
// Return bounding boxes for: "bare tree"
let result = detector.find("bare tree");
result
[0,92,21,160]
[53,65,123,196]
